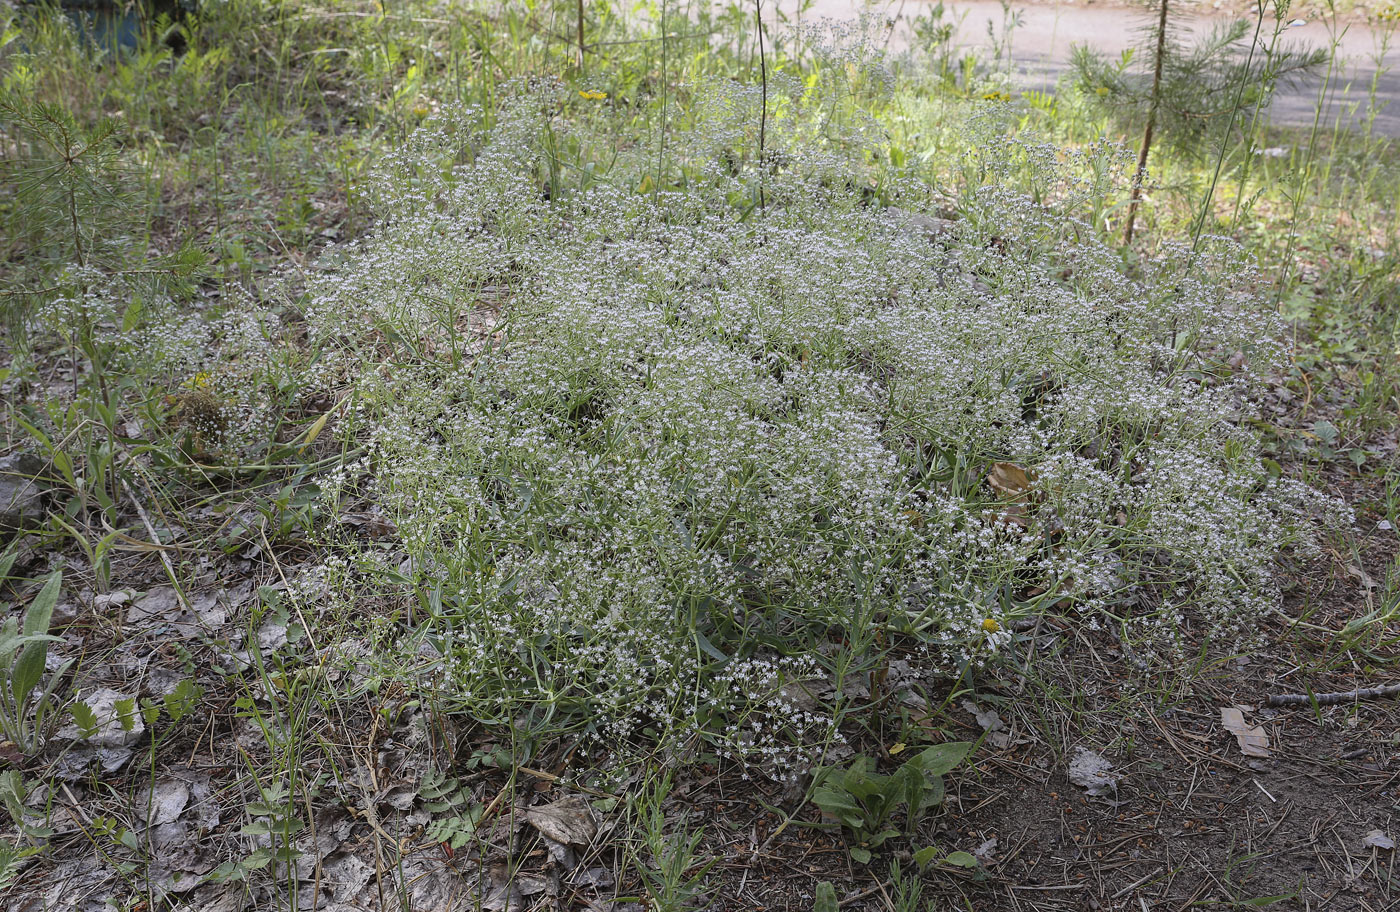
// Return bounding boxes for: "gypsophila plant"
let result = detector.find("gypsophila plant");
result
[305,78,1347,780]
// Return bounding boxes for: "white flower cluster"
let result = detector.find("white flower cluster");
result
[306,94,1346,775]
[18,265,308,461]
[703,655,842,782]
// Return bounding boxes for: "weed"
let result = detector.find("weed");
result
[0,570,71,755]
[629,774,715,911]
[811,743,970,863]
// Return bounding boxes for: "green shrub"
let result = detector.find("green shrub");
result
[303,91,1347,780]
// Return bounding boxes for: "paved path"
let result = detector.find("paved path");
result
[773,0,1400,135]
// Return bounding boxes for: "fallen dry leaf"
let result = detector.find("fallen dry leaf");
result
[144,780,190,827]
[1363,829,1396,850]
[523,796,597,846]
[988,462,1034,498]
[1220,706,1270,758]
[481,861,525,912]
[1067,747,1119,796]
[960,699,1011,749]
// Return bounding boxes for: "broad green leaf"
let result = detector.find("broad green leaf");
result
[870,828,901,847]
[913,742,972,777]
[842,766,880,801]
[896,764,925,825]
[913,846,939,866]
[266,817,306,837]
[944,850,979,868]
[164,679,203,722]
[10,642,46,707]
[849,846,871,864]
[115,698,137,732]
[811,792,865,828]
[0,771,23,808]
[924,774,945,809]
[0,618,19,658]
[813,882,839,912]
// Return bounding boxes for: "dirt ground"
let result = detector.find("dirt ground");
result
[681,489,1400,912]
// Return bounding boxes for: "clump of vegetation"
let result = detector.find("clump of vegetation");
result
[0,0,1394,906]
[305,91,1347,779]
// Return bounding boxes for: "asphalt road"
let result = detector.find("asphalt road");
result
[775,0,1400,134]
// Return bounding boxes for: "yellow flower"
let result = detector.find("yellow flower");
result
[1095,86,1110,97]
[981,90,1010,102]
[412,104,430,117]
[190,371,212,391]
[982,618,1001,633]
[579,90,607,101]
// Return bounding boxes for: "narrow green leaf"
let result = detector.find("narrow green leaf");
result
[22,571,62,638]
[692,629,729,663]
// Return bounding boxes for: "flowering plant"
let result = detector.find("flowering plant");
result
[305,91,1346,778]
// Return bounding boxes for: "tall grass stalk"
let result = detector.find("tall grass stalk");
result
[1189,2,1269,251]
[1275,0,1345,302]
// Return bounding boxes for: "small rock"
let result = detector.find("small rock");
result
[569,866,615,889]
[57,687,145,749]
[143,780,191,827]
[50,601,81,628]
[0,453,46,535]
[95,590,135,611]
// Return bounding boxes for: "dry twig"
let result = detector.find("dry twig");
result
[1266,683,1400,707]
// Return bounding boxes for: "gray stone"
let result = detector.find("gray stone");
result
[0,453,46,534]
